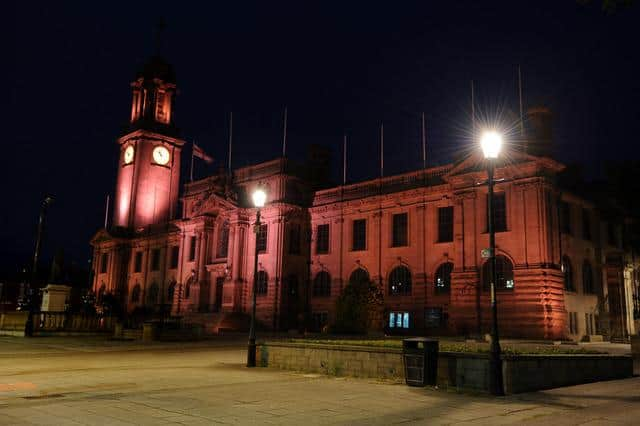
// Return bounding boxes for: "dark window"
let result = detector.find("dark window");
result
[313,271,331,297]
[134,252,143,273]
[560,202,572,235]
[151,249,160,271]
[349,268,370,288]
[562,256,574,291]
[392,213,408,247]
[316,224,330,254]
[487,193,507,232]
[170,246,179,269]
[167,282,176,301]
[147,282,159,304]
[352,219,367,251]
[100,253,109,274]
[583,260,594,293]
[607,222,617,247]
[217,221,230,258]
[256,271,268,295]
[482,255,515,291]
[388,266,412,296]
[189,236,197,261]
[434,262,453,294]
[437,207,454,242]
[289,224,301,255]
[131,284,141,303]
[256,224,268,253]
[582,208,591,241]
[388,312,410,329]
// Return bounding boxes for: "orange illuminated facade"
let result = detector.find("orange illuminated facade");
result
[91,57,639,341]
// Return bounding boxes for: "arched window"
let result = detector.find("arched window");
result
[131,284,141,303]
[348,268,370,289]
[167,281,176,301]
[482,256,515,291]
[256,271,268,295]
[313,271,331,297]
[583,260,594,293]
[434,263,453,294]
[389,266,412,296]
[217,220,230,258]
[147,282,159,305]
[562,256,574,291]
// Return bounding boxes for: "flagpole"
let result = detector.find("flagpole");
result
[190,142,194,182]
[282,107,288,158]
[471,80,476,142]
[103,194,110,229]
[343,134,347,185]
[228,111,233,173]
[380,123,384,178]
[421,112,426,169]
[518,65,526,153]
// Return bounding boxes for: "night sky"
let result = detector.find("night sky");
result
[5,1,640,276]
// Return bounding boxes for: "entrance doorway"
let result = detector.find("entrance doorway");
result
[214,277,224,312]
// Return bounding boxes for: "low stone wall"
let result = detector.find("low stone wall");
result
[0,312,29,336]
[632,336,640,376]
[258,342,633,394]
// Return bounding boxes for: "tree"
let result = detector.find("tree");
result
[333,272,383,334]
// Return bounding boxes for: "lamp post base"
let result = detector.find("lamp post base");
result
[247,338,257,367]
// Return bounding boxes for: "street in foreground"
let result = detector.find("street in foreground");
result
[0,337,638,425]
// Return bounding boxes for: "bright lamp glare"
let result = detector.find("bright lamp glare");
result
[480,131,503,159]
[252,188,267,208]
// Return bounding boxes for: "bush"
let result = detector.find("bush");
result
[332,277,383,334]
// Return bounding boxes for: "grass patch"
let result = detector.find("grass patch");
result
[288,339,605,355]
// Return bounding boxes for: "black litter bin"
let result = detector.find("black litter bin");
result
[402,337,438,387]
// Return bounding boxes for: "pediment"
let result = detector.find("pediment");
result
[443,150,564,186]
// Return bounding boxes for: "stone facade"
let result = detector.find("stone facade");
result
[91,56,640,341]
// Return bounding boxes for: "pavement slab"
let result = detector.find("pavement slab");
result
[0,336,638,425]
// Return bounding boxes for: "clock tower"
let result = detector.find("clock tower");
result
[112,56,185,230]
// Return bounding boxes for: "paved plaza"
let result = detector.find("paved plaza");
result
[0,336,638,425]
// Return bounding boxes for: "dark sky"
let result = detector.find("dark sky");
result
[5,1,640,275]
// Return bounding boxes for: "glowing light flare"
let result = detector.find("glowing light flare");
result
[480,130,503,159]
[252,188,267,208]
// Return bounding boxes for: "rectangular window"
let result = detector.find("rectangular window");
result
[256,224,268,253]
[560,202,572,235]
[392,213,408,247]
[134,251,143,273]
[100,253,109,274]
[487,193,507,232]
[352,219,367,251]
[388,312,410,329]
[316,224,330,254]
[189,236,197,261]
[582,208,591,241]
[151,249,160,271]
[170,246,179,269]
[437,207,454,242]
[289,224,301,255]
[217,224,229,258]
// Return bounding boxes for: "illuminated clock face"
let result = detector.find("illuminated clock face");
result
[152,146,170,165]
[123,145,135,164]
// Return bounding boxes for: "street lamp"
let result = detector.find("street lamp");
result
[480,130,505,396]
[247,186,267,367]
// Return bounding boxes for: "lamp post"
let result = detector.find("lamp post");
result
[247,186,267,367]
[480,130,505,396]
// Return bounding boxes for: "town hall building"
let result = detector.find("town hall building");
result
[91,55,640,341]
